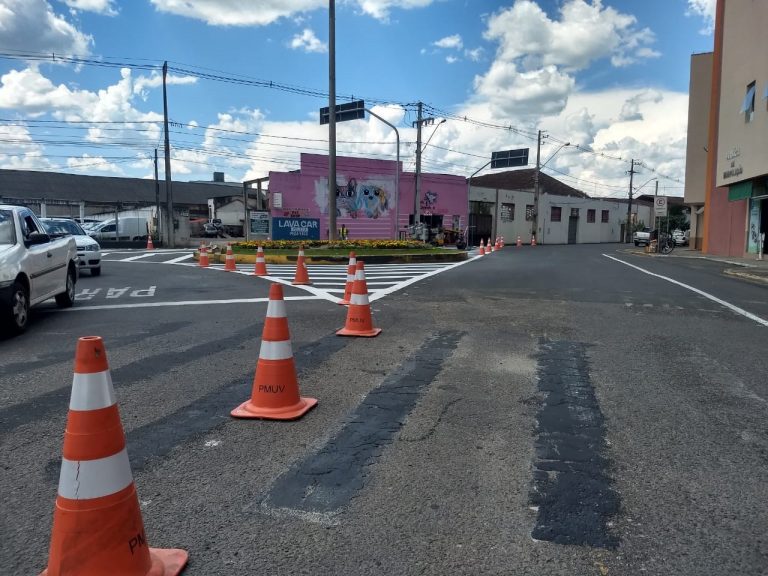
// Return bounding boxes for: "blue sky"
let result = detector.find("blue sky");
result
[0,0,716,197]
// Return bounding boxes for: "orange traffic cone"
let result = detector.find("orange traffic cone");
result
[501,236,505,248]
[146,236,154,250]
[40,336,188,576]
[253,245,268,276]
[292,245,311,285]
[337,261,381,337]
[516,235,522,248]
[199,243,209,267]
[531,235,537,247]
[338,251,356,305]
[231,284,318,420]
[479,239,485,255]
[495,237,500,250]
[224,242,237,271]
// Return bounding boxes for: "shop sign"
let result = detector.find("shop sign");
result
[250,211,270,235]
[271,217,320,240]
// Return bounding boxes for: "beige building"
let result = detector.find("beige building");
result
[683,52,713,250]
[688,0,768,256]
[714,0,768,255]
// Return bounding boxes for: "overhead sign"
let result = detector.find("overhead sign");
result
[320,100,365,125]
[271,217,320,240]
[249,211,270,235]
[654,196,668,217]
[490,148,529,169]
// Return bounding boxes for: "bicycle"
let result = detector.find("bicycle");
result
[657,232,675,255]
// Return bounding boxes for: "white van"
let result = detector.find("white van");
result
[88,217,148,241]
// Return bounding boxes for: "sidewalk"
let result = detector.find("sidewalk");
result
[628,245,768,285]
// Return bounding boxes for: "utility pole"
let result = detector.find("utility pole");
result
[413,101,423,228]
[533,129,542,241]
[328,0,337,240]
[653,179,659,238]
[626,158,637,243]
[162,61,174,248]
[154,148,161,243]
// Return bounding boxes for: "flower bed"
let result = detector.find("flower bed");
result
[235,239,428,251]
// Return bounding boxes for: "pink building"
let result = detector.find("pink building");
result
[268,153,467,240]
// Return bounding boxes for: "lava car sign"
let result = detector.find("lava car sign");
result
[271,217,320,240]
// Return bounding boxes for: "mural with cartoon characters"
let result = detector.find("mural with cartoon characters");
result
[317,177,391,219]
[269,153,467,239]
[420,190,438,214]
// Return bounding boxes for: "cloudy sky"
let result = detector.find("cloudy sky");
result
[0,0,716,197]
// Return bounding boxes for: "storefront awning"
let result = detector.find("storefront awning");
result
[728,180,752,202]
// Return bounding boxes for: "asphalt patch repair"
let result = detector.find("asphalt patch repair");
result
[530,339,620,548]
[261,330,463,522]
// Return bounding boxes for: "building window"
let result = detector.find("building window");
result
[550,206,562,222]
[525,205,535,221]
[742,81,756,123]
[470,201,493,215]
[587,209,596,223]
[501,203,515,221]
[601,209,609,223]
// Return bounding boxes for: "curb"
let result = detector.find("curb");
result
[723,268,768,286]
[194,251,469,265]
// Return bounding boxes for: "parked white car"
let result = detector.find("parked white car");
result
[672,229,689,246]
[0,205,78,334]
[41,218,102,276]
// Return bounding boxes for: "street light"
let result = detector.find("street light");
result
[365,108,400,239]
[422,118,446,152]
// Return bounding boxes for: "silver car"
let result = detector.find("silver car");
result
[41,218,102,276]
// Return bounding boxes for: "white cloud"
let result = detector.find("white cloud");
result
[433,34,463,50]
[537,88,689,195]
[474,0,660,120]
[483,0,658,71]
[474,62,575,118]
[446,55,459,64]
[618,90,663,122]
[290,29,327,53]
[465,47,484,62]
[133,71,198,100]
[66,153,124,174]
[0,67,96,115]
[687,0,716,34]
[149,0,437,26]
[0,0,92,56]
[62,0,118,15]
[0,123,53,171]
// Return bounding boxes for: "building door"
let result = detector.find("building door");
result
[761,198,768,253]
[470,213,492,247]
[568,208,579,244]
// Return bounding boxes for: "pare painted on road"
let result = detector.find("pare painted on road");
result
[76,287,157,300]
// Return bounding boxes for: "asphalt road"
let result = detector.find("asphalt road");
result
[1,244,766,575]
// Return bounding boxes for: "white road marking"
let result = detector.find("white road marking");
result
[62,295,321,311]
[165,254,194,263]
[604,254,768,328]
[114,253,157,262]
[99,249,482,303]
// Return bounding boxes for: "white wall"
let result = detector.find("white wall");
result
[471,186,536,243]
[470,184,651,244]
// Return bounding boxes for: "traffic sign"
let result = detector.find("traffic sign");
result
[320,100,365,125]
[654,196,668,217]
[490,148,529,169]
